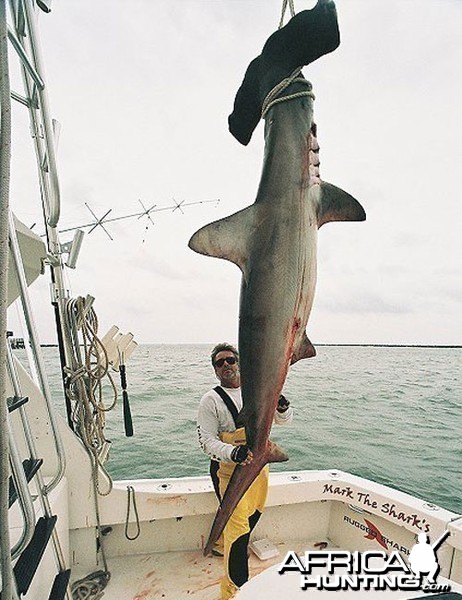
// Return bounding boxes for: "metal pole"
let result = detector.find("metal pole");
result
[0,0,14,596]
[21,0,60,227]
[7,416,36,560]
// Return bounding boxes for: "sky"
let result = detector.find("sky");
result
[7,0,462,346]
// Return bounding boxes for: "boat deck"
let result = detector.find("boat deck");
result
[70,539,462,600]
[72,541,462,600]
[70,540,301,600]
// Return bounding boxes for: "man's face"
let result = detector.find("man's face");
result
[213,351,240,387]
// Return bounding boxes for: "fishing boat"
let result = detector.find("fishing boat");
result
[1,2,461,599]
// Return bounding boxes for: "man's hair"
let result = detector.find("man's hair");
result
[211,342,239,365]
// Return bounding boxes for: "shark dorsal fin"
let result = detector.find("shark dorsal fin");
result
[318,181,366,227]
[188,205,259,275]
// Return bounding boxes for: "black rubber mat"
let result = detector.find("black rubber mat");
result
[7,395,29,412]
[8,458,43,508]
[48,569,71,600]
[14,514,57,595]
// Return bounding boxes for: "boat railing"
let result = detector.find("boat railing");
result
[7,0,87,435]
[1,2,73,598]
[5,332,69,585]
[5,396,36,560]
[8,0,60,228]
[7,0,117,498]
[8,211,66,494]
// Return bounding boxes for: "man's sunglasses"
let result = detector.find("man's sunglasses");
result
[214,356,237,368]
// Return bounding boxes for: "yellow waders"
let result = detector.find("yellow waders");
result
[209,460,225,555]
[218,428,269,600]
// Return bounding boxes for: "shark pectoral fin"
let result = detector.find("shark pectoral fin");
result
[188,205,258,273]
[291,333,316,364]
[267,440,289,463]
[317,181,366,227]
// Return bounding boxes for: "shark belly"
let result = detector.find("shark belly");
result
[238,189,318,451]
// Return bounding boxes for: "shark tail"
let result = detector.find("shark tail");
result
[204,441,288,556]
[229,0,340,145]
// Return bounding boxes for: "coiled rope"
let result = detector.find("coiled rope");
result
[63,296,117,598]
[71,570,111,600]
[63,295,117,495]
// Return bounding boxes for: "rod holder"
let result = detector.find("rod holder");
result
[64,229,84,269]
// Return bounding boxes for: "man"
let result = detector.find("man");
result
[197,342,293,599]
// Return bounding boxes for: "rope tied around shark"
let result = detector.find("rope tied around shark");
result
[278,0,296,29]
[261,67,315,119]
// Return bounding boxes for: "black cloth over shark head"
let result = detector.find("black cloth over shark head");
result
[228,0,340,146]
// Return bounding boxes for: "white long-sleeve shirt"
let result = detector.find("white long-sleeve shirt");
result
[197,386,293,462]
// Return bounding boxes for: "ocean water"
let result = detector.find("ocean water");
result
[36,344,461,514]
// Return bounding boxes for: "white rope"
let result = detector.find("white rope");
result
[63,296,118,598]
[71,570,110,600]
[261,68,315,119]
[279,0,296,28]
[0,1,14,597]
[63,296,117,496]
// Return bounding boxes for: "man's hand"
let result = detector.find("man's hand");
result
[277,394,290,413]
[231,445,253,465]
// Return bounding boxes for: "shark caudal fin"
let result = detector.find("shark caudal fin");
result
[317,181,366,227]
[204,459,264,556]
[204,441,288,556]
[188,205,259,276]
[229,0,340,145]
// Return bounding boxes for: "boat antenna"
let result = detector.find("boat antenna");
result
[57,197,220,241]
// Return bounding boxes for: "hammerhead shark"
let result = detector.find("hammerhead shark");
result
[189,0,366,555]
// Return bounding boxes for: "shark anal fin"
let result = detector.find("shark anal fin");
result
[267,440,289,463]
[291,333,316,364]
[188,205,258,274]
[318,181,366,227]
